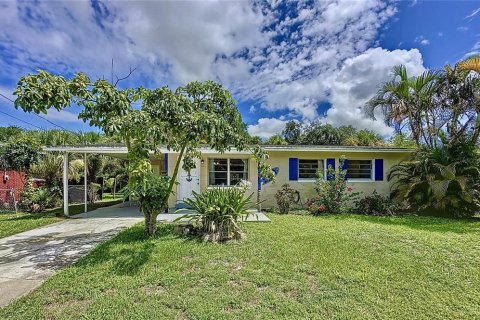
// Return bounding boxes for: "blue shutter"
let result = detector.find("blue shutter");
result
[326,158,336,180]
[289,158,298,181]
[374,159,384,181]
[164,153,168,174]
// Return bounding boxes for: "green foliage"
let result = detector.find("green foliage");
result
[123,159,170,235]
[0,126,23,141]
[281,120,385,146]
[265,134,288,145]
[344,129,385,147]
[389,146,480,218]
[14,70,275,236]
[178,188,253,242]
[275,184,297,214]
[354,191,401,216]
[389,132,417,148]
[0,126,121,146]
[0,139,40,172]
[283,121,303,144]
[307,157,361,215]
[20,182,60,214]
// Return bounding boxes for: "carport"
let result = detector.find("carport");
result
[43,145,168,217]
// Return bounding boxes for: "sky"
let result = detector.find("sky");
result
[0,0,479,139]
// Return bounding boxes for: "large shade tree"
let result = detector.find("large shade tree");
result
[14,71,274,236]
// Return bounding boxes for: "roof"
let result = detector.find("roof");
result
[44,144,415,155]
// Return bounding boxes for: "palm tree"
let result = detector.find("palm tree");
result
[30,153,83,188]
[457,55,480,73]
[367,65,439,147]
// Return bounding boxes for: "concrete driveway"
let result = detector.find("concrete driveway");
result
[0,203,142,308]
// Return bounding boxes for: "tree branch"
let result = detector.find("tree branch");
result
[114,67,137,87]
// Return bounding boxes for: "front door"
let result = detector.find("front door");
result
[176,158,201,207]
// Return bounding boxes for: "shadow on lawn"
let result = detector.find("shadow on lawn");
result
[74,224,177,275]
[328,214,480,234]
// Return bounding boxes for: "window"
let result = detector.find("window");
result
[208,158,248,186]
[299,159,324,179]
[347,160,373,179]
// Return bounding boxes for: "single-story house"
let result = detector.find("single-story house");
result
[45,145,414,215]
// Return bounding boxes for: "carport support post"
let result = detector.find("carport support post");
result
[63,152,69,217]
[84,153,88,214]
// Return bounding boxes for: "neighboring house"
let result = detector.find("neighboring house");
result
[46,145,413,212]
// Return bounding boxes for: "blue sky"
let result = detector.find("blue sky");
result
[0,0,479,138]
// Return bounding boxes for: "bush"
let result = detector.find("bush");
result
[354,191,401,216]
[178,188,253,243]
[21,185,56,213]
[275,184,296,214]
[307,157,361,215]
[389,145,480,218]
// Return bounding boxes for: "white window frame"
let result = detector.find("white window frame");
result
[346,159,375,182]
[208,158,249,186]
[298,159,326,182]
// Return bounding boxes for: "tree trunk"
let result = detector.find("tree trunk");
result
[144,211,158,236]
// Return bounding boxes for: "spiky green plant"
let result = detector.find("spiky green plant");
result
[177,188,253,242]
[389,146,480,217]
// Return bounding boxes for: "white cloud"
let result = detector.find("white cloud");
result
[247,118,287,139]
[457,26,469,32]
[465,7,480,19]
[0,1,425,135]
[325,48,426,136]
[249,105,256,113]
[414,35,430,45]
[437,32,443,37]
[463,42,480,59]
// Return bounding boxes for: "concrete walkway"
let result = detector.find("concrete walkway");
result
[0,203,142,308]
[0,203,270,307]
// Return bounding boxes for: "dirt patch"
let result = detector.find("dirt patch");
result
[141,284,166,296]
[44,299,91,319]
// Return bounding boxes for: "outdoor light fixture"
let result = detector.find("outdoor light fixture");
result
[201,159,205,164]
[3,173,9,184]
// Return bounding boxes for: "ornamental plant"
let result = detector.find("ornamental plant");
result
[307,156,361,215]
[275,184,297,214]
[177,187,253,243]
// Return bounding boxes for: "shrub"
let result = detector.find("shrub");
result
[177,188,253,243]
[21,185,55,213]
[354,191,401,216]
[124,169,170,235]
[307,157,361,215]
[275,184,297,214]
[389,146,480,218]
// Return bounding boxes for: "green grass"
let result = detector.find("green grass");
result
[1,214,480,319]
[0,198,123,239]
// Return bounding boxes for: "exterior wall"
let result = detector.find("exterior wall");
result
[165,152,258,208]
[163,149,411,210]
[0,170,26,202]
[259,150,411,209]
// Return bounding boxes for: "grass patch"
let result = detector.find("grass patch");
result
[0,198,123,239]
[1,214,480,319]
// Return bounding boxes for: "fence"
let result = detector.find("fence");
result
[0,188,18,213]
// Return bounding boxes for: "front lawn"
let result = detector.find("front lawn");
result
[1,214,480,319]
[0,198,123,239]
